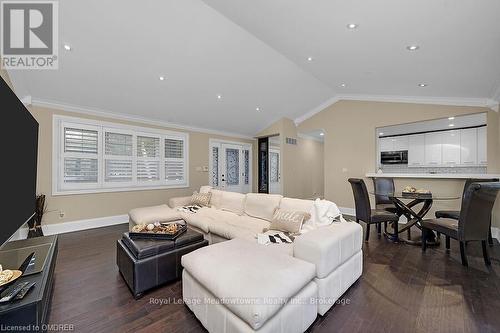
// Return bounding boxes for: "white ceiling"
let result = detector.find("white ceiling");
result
[8,0,333,136]
[8,0,500,136]
[202,0,500,101]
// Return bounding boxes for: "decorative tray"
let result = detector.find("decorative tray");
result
[0,268,22,287]
[129,221,187,240]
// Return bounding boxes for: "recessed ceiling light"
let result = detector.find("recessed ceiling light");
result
[406,45,420,51]
[217,94,222,100]
[256,107,261,111]
[159,76,165,81]
[307,57,313,62]
[319,132,324,136]
[418,83,428,87]
[63,44,71,51]
[449,124,455,127]
[448,117,455,120]
[346,23,358,29]
[340,83,347,88]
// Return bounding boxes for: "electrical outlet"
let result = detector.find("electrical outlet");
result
[202,166,209,172]
[59,210,65,218]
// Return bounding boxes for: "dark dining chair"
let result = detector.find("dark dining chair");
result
[422,182,500,267]
[348,178,400,242]
[435,178,499,246]
[372,177,398,213]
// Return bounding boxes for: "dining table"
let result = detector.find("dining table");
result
[369,190,461,245]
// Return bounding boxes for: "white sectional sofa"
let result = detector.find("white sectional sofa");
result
[129,187,363,319]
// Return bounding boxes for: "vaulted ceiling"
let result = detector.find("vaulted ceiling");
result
[8,0,500,136]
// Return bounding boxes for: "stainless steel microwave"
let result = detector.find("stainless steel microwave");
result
[380,150,408,164]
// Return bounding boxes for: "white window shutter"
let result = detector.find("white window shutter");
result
[62,127,99,186]
[137,135,160,182]
[104,132,133,183]
[165,138,185,183]
[105,132,133,156]
[64,157,98,183]
[64,127,98,154]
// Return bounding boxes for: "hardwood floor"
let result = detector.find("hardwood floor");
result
[48,223,500,333]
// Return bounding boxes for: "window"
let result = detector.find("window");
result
[53,115,189,194]
[165,138,186,184]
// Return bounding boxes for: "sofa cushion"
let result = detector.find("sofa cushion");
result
[269,209,309,233]
[209,189,224,209]
[244,193,282,221]
[192,208,270,240]
[199,185,212,194]
[190,192,212,206]
[129,204,181,225]
[293,221,363,279]
[279,198,313,220]
[220,191,246,215]
[181,207,213,233]
[181,238,316,330]
[206,222,257,241]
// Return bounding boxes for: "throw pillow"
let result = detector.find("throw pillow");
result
[190,192,212,207]
[269,209,311,234]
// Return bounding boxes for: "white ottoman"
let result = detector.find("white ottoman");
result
[181,238,318,333]
[128,204,181,229]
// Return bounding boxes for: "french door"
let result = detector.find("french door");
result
[269,148,281,194]
[210,140,252,193]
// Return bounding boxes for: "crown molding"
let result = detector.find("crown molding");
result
[31,98,255,140]
[295,94,498,125]
[294,95,340,125]
[20,95,32,106]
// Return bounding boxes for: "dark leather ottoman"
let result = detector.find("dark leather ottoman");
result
[117,229,208,299]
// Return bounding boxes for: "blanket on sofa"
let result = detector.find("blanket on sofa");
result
[177,204,202,214]
[257,232,294,245]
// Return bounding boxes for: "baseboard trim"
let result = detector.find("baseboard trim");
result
[340,207,356,216]
[9,214,129,241]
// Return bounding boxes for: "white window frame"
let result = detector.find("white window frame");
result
[53,115,189,195]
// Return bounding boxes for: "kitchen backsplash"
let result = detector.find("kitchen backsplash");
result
[380,164,487,174]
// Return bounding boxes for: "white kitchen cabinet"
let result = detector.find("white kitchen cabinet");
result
[379,136,409,152]
[477,126,487,165]
[460,128,477,166]
[408,134,425,167]
[441,130,461,165]
[379,137,394,152]
[425,132,443,166]
[393,136,409,151]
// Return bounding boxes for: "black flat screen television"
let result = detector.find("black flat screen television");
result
[0,76,39,248]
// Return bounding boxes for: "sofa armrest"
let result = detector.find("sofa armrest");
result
[169,196,193,208]
[293,222,363,279]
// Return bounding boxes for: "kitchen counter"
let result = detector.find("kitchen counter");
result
[366,173,500,179]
